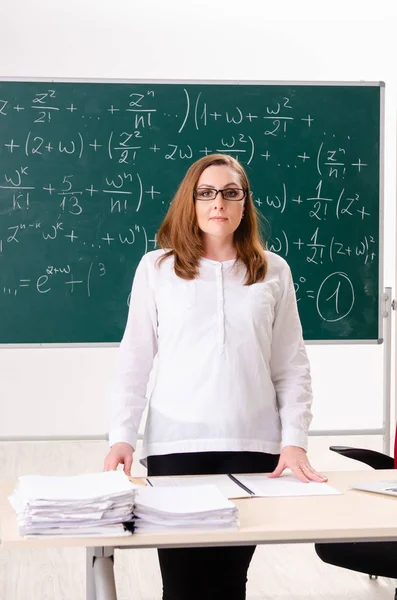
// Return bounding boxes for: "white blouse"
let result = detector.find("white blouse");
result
[109,249,313,465]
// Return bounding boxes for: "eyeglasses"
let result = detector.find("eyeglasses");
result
[194,187,246,202]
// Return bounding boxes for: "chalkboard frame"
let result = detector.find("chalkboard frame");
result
[0,77,385,347]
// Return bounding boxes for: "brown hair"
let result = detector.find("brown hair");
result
[157,154,267,285]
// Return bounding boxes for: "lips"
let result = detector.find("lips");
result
[210,217,228,221]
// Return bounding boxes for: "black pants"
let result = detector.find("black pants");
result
[147,451,279,600]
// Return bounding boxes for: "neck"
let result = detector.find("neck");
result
[202,235,236,262]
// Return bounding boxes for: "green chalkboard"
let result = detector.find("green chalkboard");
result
[0,80,383,344]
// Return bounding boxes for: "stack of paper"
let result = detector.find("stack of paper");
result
[134,484,238,532]
[9,471,138,537]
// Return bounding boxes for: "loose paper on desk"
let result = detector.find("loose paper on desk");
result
[236,475,341,497]
[148,474,340,499]
[148,475,251,499]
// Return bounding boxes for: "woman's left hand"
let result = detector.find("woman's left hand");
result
[268,445,328,483]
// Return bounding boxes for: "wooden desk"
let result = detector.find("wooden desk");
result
[2,470,397,600]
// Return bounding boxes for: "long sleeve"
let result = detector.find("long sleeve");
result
[108,255,158,450]
[269,261,313,451]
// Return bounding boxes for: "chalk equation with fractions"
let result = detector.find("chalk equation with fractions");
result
[0,82,381,339]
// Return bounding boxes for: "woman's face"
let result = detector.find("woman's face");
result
[194,165,245,242]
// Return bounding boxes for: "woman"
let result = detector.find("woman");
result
[104,154,327,600]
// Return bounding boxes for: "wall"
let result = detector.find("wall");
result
[0,0,396,441]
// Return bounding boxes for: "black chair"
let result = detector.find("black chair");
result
[314,445,397,599]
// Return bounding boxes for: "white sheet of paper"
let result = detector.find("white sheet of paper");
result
[25,526,132,538]
[136,484,236,514]
[235,474,341,497]
[16,471,137,502]
[147,475,251,499]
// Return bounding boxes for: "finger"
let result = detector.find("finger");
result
[299,462,327,477]
[292,466,310,483]
[267,461,286,478]
[104,457,119,471]
[123,455,132,476]
[301,466,328,482]
[103,458,112,471]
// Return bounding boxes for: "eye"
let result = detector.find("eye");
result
[223,188,239,199]
[196,188,214,199]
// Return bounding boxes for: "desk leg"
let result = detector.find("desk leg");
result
[86,547,117,600]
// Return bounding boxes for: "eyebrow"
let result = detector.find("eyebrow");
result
[196,182,240,188]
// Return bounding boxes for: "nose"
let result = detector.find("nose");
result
[213,191,226,210]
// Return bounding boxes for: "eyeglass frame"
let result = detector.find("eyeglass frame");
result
[193,187,246,202]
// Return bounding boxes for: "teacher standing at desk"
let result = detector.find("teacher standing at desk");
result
[104,154,327,600]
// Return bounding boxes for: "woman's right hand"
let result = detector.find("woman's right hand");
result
[104,442,133,476]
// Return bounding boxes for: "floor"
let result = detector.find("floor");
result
[0,435,395,599]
